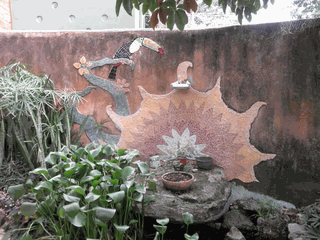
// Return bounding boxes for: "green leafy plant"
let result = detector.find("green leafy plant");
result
[182,212,199,240]
[255,198,279,218]
[153,217,169,240]
[0,62,82,169]
[7,143,156,240]
[115,0,274,31]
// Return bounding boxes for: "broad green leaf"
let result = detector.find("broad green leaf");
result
[135,184,146,194]
[63,193,80,203]
[25,178,33,186]
[147,180,157,191]
[123,0,133,15]
[34,181,53,192]
[142,3,150,14]
[182,212,194,225]
[254,0,261,10]
[121,166,135,180]
[166,9,175,30]
[135,161,149,174]
[175,9,188,31]
[81,159,96,169]
[95,207,116,222]
[80,175,95,184]
[57,207,65,218]
[125,149,140,160]
[106,161,122,170]
[184,233,199,240]
[156,217,169,226]
[85,192,100,203]
[124,179,134,189]
[108,191,125,203]
[221,0,227,13]
[114,223,130,233]
[203,0,212,5]
[66,185,85,195]
[143,194,156,206]
[133,192,143,202]
[118,148,126,156]
[8,184,25,201]
[129,219,138,225]
[29,167,48,175]
[69,212,86,227]
[153,224,167,235]
[116,0,123,16]
[90,179,102,187]
[50,152,68,161]
[63,202,80,218]
[110,179,119,186]
[94,217,106,227]
[90,146,101,158]
[89,170,102,178]
[20,202,37,216]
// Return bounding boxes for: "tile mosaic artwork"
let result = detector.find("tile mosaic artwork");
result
[72,38,164,144]
[107,69,276,183]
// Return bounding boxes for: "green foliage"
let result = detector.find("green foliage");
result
[302,202,320,239]
[0,62,82,170]
[8,143,156,240]
[255,198,279,218]
[115,0,274,31]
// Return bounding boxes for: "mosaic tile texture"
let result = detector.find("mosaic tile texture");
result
[107,77,276,183]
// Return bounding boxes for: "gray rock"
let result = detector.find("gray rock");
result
[288,223,309,240]
[257,216,287,239]
[225,226,246,240]
[141,167,231,223]
[232,198,263,212]
[222,210,255,231]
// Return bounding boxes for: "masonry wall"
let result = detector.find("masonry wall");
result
[1,20,320,206]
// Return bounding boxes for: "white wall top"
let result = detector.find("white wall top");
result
[11,0,141,30]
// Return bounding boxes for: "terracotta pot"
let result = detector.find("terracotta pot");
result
[196,156,213,170]
[161,172,196,191]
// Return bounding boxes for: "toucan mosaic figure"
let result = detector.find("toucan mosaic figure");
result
[108,37,164,80]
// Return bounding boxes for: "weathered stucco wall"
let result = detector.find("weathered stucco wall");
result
[1,20,320,205]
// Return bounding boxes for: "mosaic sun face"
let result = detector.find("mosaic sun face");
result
[107,77,276,183]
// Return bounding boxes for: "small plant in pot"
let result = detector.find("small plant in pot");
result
[173,160,185,171]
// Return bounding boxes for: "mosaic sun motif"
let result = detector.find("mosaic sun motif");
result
[106,77,276,183]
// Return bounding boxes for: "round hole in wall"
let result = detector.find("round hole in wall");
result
[69,15,75,22]
[101,14,108,21]
[36,16,43,23]
[52,2,58,9]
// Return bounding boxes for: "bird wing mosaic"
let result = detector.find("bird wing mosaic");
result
[106,74,276,183]
[72,38,164,144]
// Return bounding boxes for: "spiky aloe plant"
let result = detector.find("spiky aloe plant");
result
[0,61,82,169]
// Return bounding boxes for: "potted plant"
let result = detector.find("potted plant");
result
[161,171,196,191]
[173,160,185,171]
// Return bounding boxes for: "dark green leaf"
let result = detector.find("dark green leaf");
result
[66,185,85,195]
[184,233,199,240]
[20,202,37,216]
[135,161,149,174]
[175,9,188,31]
[80,176,95,184]
[203,0,212,6]
[63,202,80,218]
[222,0,227,13]
[121,166,135,180]
[135,184,146,194]
[63,193,80,203]
[150,1,159,12]
[244,7,252,22]
[85,192,100,203]
[147,180,157,191]
[254,0,261,10]
[8,184,25,201]
[108,191,125,203]
[89,170,102,178]
[142,3,150,14]
[69,212,86,227]
[116,0,123,16]
[114,223,130,233]
[123,0,133,15]
[166,9,175,30]
[34,181,53,192]
[90,179,102,187]
[156,217,169,226]
[153,224,167,234]
[182,212,194,225]
[29,167,48,176]
[95,207,116,222]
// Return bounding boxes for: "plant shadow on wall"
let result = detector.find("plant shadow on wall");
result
[0,62,84,189]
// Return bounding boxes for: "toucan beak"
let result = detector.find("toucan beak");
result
[142,38,165,55]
